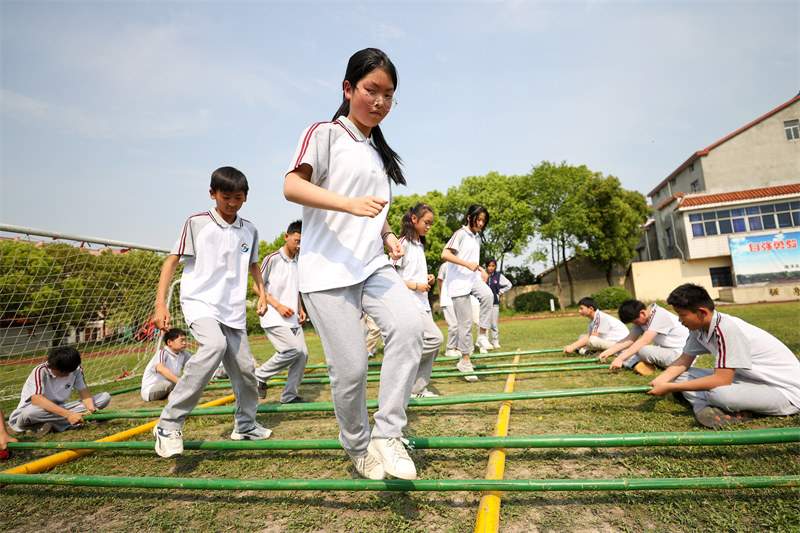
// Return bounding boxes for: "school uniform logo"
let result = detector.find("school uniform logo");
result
[241,243,250,253]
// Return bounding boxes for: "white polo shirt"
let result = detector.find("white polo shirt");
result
[588,310,630,343]
[172,208,260,329]
[259,247,301,329]
[288,116,391,293]
[630,304,689,352]
[682,311,800,408]
[140,346,192,401]
[392,237,430,312]
[16,363,87,409]
[443,225,481,298]
[437,262,452,308]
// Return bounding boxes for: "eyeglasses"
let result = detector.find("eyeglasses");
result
[355,86,398,110]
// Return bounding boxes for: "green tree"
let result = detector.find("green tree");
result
[578,174,650,285]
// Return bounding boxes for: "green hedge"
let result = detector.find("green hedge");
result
[590,286,633,311]
[514,290,558,313]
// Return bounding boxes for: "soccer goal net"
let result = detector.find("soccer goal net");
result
[0,224,187,402]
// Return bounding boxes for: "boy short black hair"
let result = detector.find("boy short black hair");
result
[578,297,597,310]
[164,328,187,344]
[618,299,646,323]
[210,166,249,195]
[667,283,716,312]
[48,346,82,374]
[286,220,302,235]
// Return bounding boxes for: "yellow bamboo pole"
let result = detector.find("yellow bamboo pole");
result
[474,354,520,533]
[2,394,236,476]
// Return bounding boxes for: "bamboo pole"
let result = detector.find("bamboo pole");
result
[2,473,798,492]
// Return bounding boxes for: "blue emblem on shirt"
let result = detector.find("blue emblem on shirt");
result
[241,243,249,253]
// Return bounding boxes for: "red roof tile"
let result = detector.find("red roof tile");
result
[676,184,800,210]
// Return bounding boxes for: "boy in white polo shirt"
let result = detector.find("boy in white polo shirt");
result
[648,283,800,429]
[9,346,111,435]
[140,328,193,402]
[598,299,690,376]
[564,296,629,356]
[254,220,310,404]
[152,166,270,459]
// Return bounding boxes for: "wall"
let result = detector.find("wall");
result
[627,258,733,301]
[718,284,800,303]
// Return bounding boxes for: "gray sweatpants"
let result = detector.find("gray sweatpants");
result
[675,367,800,416]
[451,281,493,354]
[489,305,500,344]
[255,325,309,403]
[9,392,111,433]
[442,305,458,351]
[145,379,175,402]
[158,317,259,433]
[636,345,683,369]
[302,265,423,457]
[412,310,444,394]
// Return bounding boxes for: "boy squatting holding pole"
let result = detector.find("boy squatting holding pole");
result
[647,283,800,429]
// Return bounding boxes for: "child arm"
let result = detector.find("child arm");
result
[284,166,387,217]
[598,332,638,364]
[154,254,180,330]
[31,394,86,425]
[564,334,590,354]
[249,263,268,317]
[155,363,181,385]
[646,353,733,396]
[441,248,479,272]
[0,409,18,449]
[606,330,659,369]
[77,387,99,413]
[297,295,307,325]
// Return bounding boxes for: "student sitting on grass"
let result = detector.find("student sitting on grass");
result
[141,328,193,402]
[647,283,800,429]
[563,296,629,356]
[597,299,689,376]
[8,346,111,436]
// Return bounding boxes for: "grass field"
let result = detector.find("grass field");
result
[2,302,799,532]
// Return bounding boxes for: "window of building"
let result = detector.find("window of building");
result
[762,214,777,230]
[777,212,793,228]
[785,119,800,141]
[704,221,718,235]
[732,218,747,232]
[690,180,700,192]
[692,223,704,237]
[718,219,733,234]
[709,267,733,287]
[748,216,763,231]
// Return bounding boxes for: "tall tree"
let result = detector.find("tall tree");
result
[578,175,650,285]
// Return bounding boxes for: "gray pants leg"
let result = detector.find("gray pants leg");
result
[411,310,444,394]
[443,305,458,350]
[675,368,800,416]
[452,294,475,354]
[303,265,423,457]
[146,380,175,402]
[255,325,309,403]
[471,281,494,331]
[158,318,258,433]
[9,392,111,433]
[489,305,500,344]
[636,345,683,369]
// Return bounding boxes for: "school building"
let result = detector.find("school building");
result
[630,92,800,303]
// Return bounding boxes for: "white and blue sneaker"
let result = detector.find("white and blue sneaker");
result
[230,422,272,441]
[153,425,184,458]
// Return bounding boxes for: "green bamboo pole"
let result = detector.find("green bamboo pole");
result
[85,386,650,419]
[8,427,799,451]
[2,473,797,492]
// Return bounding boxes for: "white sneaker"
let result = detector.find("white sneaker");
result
[153,425,184,458]
[413,389,439,398]
[231,422,272,441]
[492,343,501,349]
[339,433,385,480]
[476,335,494,351]
[368,437,417,480]
[444,348,460,358]
[456,358,479,382]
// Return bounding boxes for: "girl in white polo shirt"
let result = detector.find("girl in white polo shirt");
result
[283,48,422,481]
[441,204,494,382]
[392,203,444,399]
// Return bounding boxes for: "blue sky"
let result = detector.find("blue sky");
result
[1,1,798,258]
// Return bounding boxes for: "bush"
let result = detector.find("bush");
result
[514,290,558,313]
[591,286,633,311]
